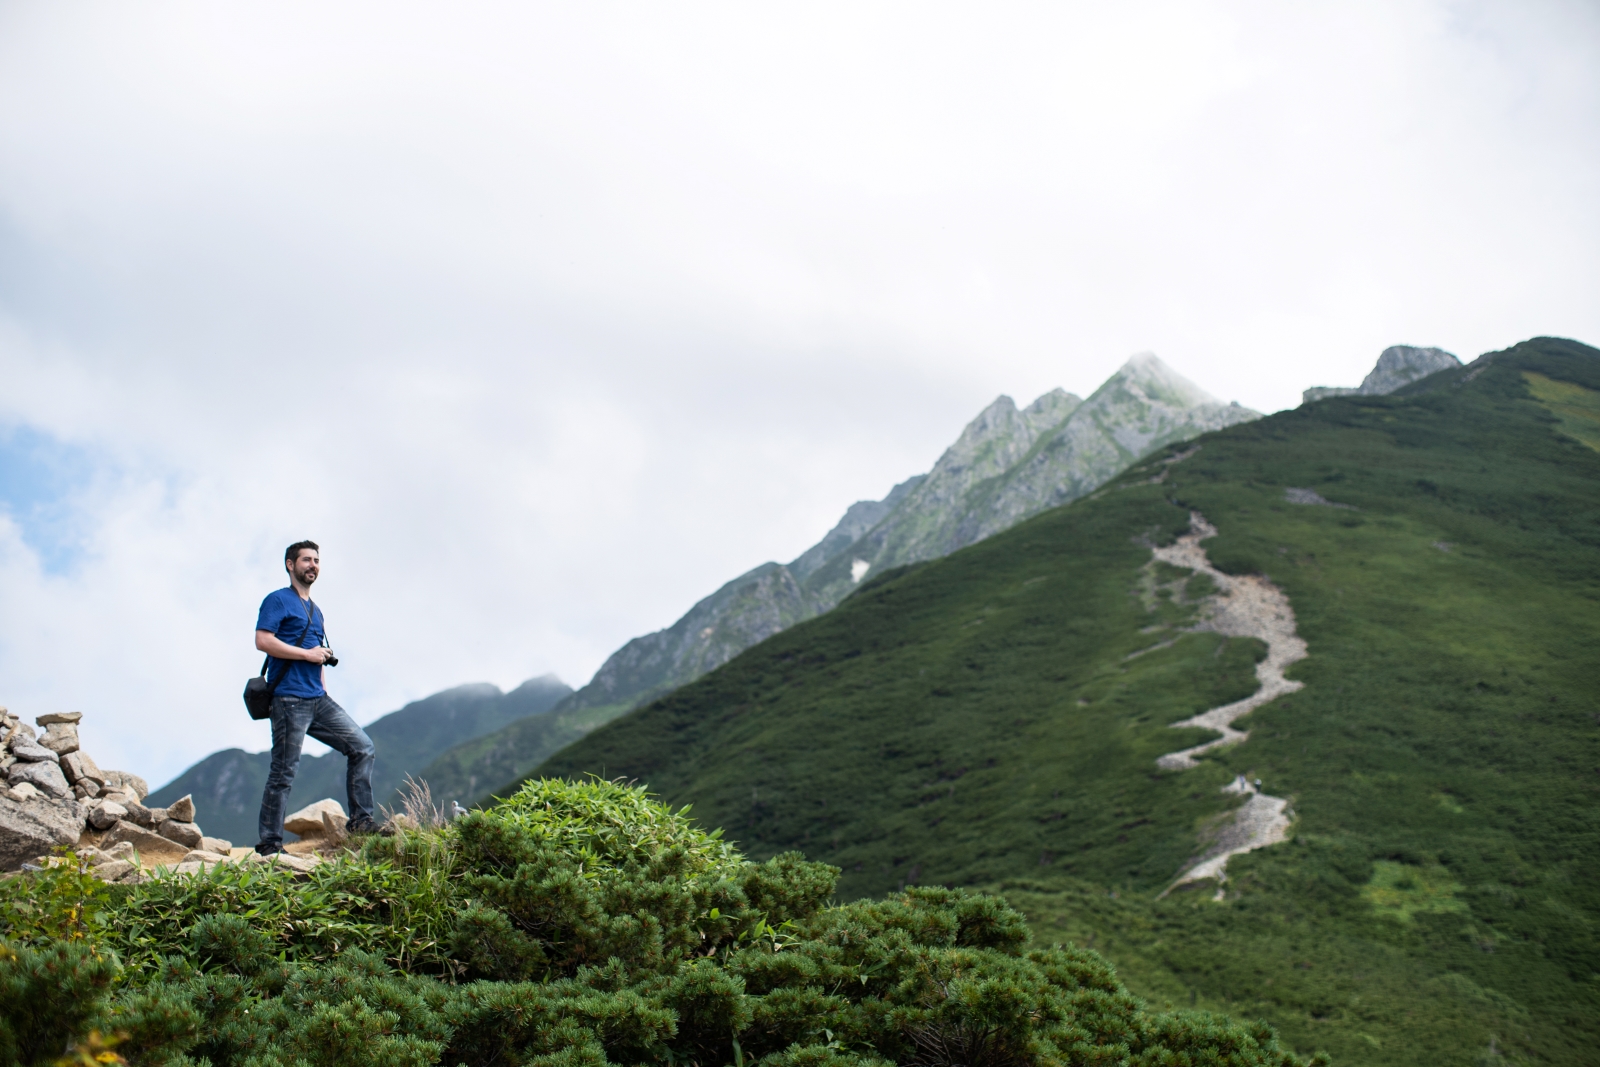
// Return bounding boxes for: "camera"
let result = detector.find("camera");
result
[323,649,339,667]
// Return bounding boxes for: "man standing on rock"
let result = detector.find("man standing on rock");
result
[254,540,377,855]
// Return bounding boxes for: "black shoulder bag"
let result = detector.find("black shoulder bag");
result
[243,598,320,721]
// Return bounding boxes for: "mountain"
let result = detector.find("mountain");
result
[532,337,1600,1065]
[414,353,1259,803]
[1301,344,1460,403]
[148,674,570,844]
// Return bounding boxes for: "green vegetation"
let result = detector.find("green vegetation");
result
[1,779,1318,1067]
[533,338,1600,1065]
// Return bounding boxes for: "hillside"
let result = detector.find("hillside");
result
[534,337,1600,1066]
[417,353,1259,800]
[149,674,569,844]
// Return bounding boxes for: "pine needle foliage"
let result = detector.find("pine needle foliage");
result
[0,778,1321,1067]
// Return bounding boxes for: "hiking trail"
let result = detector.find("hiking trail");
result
[1149,512,1306,897]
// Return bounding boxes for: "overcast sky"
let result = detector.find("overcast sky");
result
[1,1,1596,787]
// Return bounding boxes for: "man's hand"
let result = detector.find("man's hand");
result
[256,630,332,663]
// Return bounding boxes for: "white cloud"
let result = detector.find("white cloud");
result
[0,0,1595,784]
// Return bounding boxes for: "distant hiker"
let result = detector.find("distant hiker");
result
[254,540,377,854]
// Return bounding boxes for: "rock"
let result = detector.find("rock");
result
[10,722,36,743]
[72,782,94,800]
[35,712,83,726]
[103,840,136,860]
[1359,345,1460,395]
[10,760,71,800]
[165,795,196,823]
[102,820,186,858]
[93,859,136,882]
[101,771,149,800]
[8,738,58,763]
[6,782,43,803]
[158,819,204,849]
[265,852,316,874]
[122,799,153,826]
[0,755,12,771]
[283,799,346,837]
[143,807,169,826]
[87,800,128,831]
[201,836,233,854]
[60,750,105,788]
[180,849,228,865]
[38,723,79,756]
[0,795,86,870]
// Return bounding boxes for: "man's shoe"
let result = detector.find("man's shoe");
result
[346,820,388,837]
[254,842,283,856]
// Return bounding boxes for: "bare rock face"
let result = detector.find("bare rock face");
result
[283,799,347,837]
[38,722,80,756]
[158,819,205,849]
[166,794,196,823]
[10,760,71,800]
[0,795,86,870]
[1358,345,1461,395]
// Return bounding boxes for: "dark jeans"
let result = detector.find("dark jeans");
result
[257,694,376,850]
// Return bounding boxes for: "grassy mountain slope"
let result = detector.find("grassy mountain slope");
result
[533,337,1600,1066]
[150,674,570,843]
[430,356,1257,801]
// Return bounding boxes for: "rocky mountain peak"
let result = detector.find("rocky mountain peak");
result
[1360,346,1461,395]
[1303,344,1461,404]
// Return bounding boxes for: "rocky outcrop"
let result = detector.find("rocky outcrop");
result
[0,705,224,872]
[1303,345,1461,405]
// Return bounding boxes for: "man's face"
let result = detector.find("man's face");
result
[288,550,320,586]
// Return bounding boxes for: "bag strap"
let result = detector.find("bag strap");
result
[259,595,320,695]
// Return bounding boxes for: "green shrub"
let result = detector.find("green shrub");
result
[0,778,1323,1066]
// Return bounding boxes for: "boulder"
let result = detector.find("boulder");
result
[10,760,71,799]
[202,836,233,854]
[87,799,128,831]
[9,722,36,743]
[38,723,79,756]
[9,738,57,763]
[265,852,316,874]
[6,782,43,803]
[60,750,105,788]
[121,799,153,826]
[0,795,86,870]
[101,771,149,800]
[284,799,346,837]
[102,820,186,858]
[158,819,204,849]
[180,849,228,865]
[35,712,83,726]
[92,859,136,882]
[103,840,136,861]
[166,795,196,823]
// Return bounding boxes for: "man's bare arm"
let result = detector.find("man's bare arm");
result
[256,629,332,664]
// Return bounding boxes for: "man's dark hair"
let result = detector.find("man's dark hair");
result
[285,540,320,565]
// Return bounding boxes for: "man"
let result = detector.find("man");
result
[254,540,377,854]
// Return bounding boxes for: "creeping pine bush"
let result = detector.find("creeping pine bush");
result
[0,779,1329,1067]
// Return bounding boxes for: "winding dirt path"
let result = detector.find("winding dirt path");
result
[1150,512,1306,894]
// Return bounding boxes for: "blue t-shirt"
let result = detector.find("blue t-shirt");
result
[256,588,327,699]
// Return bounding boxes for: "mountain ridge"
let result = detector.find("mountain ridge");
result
[531,335,1600,1065]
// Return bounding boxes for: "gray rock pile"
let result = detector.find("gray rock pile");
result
[0,706,231,876]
